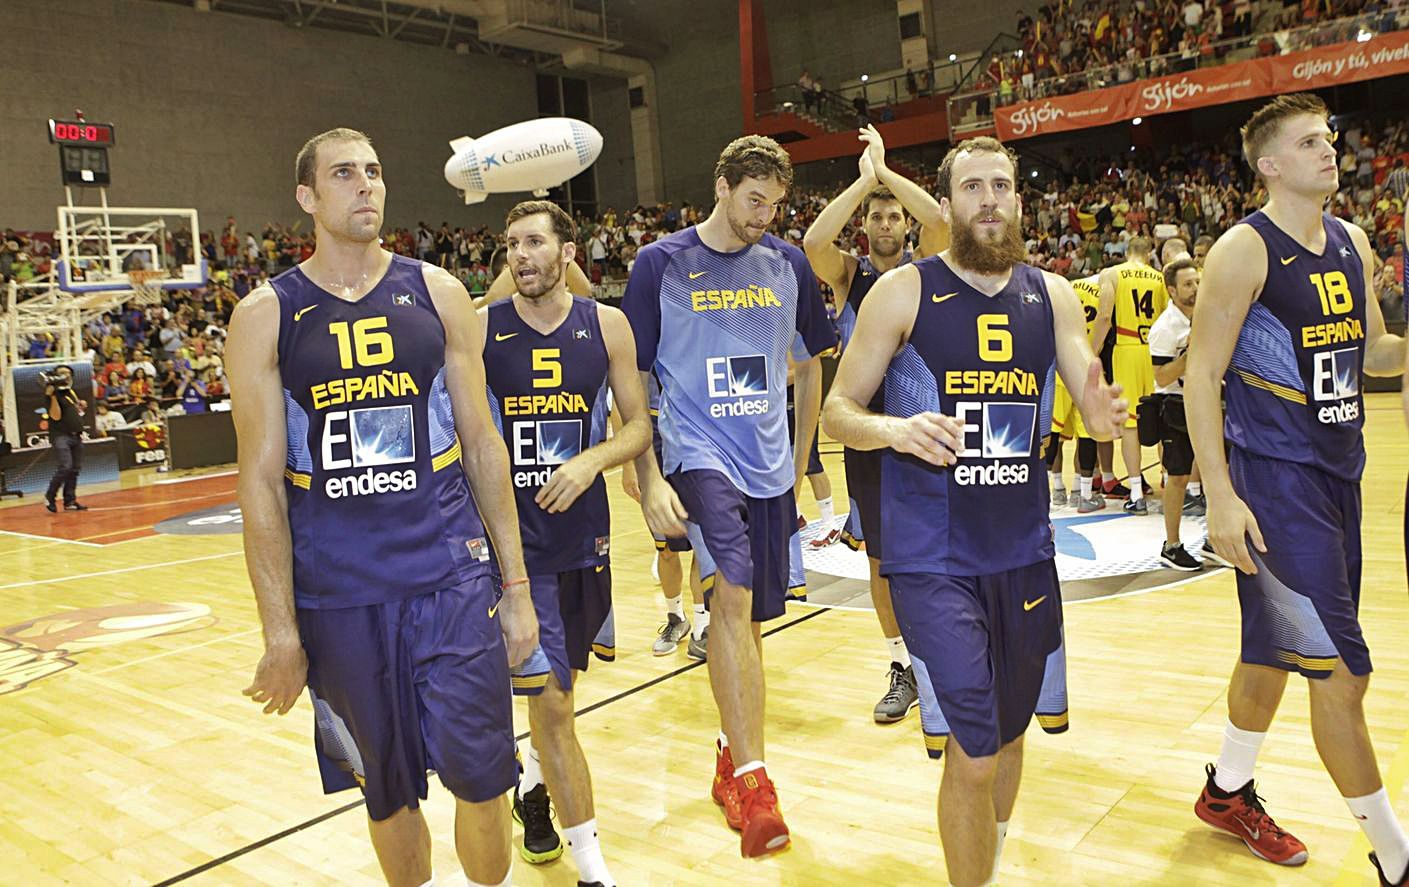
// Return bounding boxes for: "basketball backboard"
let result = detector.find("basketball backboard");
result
[54,205,207,294]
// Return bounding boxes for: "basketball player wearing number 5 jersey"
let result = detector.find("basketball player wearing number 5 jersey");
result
[228,128,535,887]
[824,137,1127,887]
[481,201,651,887]
[1186,94,1409,885]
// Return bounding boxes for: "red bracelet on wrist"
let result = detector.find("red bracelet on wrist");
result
[501,577,530,591]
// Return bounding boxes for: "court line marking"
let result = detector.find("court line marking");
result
[0,551,242,590]
[155,469,238,485]
[0,529,102,547]
[150,605,834,885]
[87,626,261,676]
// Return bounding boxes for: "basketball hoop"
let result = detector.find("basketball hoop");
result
[128,269,168,306]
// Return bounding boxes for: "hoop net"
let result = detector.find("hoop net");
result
[128,270,168,306]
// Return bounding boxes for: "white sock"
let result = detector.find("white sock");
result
[417,878,434,887]
[733,759,765,778]
[466,864,512,887]
[718,729,729,750]
[564,820,615,887]
[1079,475,1093,499]
[1103,471,1116,483]
[665,594,684,620]
[1129,477,1144,502]
[519,740,544,792]
[1213,721,1265,793]
[994,820,1010,874]
[1050,471,1065,492]
[1189,481,1202,496]
[886,636,911,669]
[1347,789,1409,881]
[693,604,709,640]
[818,495,834,525]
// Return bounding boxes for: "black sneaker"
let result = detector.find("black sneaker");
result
[1370,851,1409,886]
[1123,497,1147,515]
[45,497,57,513]
[1183,491,1207,516]
[873,661,919,723]
[513,783,563,864]
[1200,539,1231,568]
[1104,481,1131,499]
[64,501,88,511]
[1160,542,1201,572]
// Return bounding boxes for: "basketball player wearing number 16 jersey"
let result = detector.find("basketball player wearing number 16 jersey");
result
[230,128,533,887]
[1186,94,1409,885]
[823,138,1127,887]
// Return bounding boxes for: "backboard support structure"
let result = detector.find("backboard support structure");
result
[55,204,207,294]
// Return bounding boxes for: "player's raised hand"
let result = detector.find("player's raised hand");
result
[535,453,598,513]
[858,124,888,174]
[242,640,307,716]
[1079,358,1128,441]
[889,412,963,466]
[858,145,879,186]
[640,473,689,540]
[1205,491,1266,575]
[497,583,539,668]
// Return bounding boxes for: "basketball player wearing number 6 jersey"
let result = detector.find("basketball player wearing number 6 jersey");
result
[481,201,651,887]
[228,128,536,887]
[1091,237,1167,513]
[823,137,1127,887]
[1186,94,1409,885]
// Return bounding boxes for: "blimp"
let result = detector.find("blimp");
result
[444,117,603,205]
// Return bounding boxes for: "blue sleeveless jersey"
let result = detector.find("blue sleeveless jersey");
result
[622,227,837,498]
[483,297,611,575]
[1224,211,1366,479]
[272,255,491,609]
[881,257,1057,576]
[838,253,912,413]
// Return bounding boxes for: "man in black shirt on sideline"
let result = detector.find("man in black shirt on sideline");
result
[44,365,88,513]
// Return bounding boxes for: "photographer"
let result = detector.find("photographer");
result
[43,365,88,513]
[1148,258,1200,570]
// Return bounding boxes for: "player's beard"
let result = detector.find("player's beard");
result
[949,209,1026,275]
[514,248,564,301]
[725,201,767,245]
[870,233,902,259]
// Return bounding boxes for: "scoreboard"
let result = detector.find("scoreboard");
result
[49,117,115,186]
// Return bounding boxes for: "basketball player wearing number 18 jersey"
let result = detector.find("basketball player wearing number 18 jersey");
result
[1186,94,1409,885]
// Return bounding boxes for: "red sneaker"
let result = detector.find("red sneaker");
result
[736,766,790,857]
[711,742,744,830]
[1194,764,1308,865]
[808,527,841,548]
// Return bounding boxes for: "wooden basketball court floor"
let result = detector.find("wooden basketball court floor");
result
[3,394,1408,886]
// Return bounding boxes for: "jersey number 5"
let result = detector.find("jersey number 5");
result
[328,317,395,370]
[532,348,562,388]
[977,314,1013,362]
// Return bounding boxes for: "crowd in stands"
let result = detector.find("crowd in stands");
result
[969,0,1409,107]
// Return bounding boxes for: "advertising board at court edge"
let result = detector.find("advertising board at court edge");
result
[995,29,1409,141]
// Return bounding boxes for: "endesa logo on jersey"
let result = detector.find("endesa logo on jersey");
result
[705,354,770,418]
[1312,347,1361,424]
[511,418,582,488]
[952,401,1037,486]
[321,404,418,499]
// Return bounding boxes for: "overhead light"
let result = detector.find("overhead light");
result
[1130,145,1136,152]
[949,53,957,62]
[860,74,869,82]
[1016,49,1024,58]
[1030,170,1039,178]
[1132,117,1143,125]
[783,101,794,109]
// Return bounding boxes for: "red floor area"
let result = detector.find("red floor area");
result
[0,474,238,544]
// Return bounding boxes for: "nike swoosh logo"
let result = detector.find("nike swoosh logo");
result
[932,292,958,304]
[488,601,500,618]
[293,305,318,321]
[595,565,605,573]
[1023,596,1047,611]
[494,332,518,341]
[1237,820,1260,840]
[1280,255,1297,265]
[689,271,707,280]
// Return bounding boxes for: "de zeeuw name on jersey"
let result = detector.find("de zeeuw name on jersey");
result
[945,367,1042,487]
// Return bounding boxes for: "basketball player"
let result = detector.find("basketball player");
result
[1091,236,1167,513]
[483,200,651,887]
[823,136,1126,887]
[1186,94,1409,883]
[1147,257,1200,570]
[230,128,535,887]
[622,135,837,857]
[801,125,947,723]
[1045,272,1105,512]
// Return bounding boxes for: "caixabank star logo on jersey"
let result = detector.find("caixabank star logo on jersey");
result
[802,508,1221,604]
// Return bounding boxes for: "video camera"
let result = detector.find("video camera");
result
[39,368,71,390]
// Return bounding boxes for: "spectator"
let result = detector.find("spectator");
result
[94,401,127,437]
[128,367,153,402]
